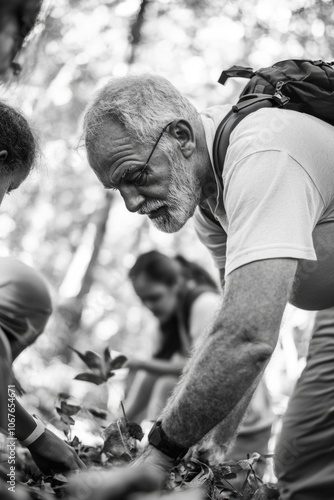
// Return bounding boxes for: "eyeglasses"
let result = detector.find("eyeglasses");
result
[117,121,173,189]
[133,121,173,184]
[144,121,173,168]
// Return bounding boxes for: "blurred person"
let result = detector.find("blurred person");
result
[0,256,85,475]
[125,251,274,475]
[83,74,334,499]
[0,0,43,78]
[125,251,220,421]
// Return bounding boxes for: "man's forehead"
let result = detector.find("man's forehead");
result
[91,129,141,187]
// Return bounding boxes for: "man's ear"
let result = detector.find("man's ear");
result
[0,151,8,165]
[168,119,196,158]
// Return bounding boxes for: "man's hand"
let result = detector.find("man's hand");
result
[67,445,174,500]
[132,444,175,477]
[67,458,167,500]
[27,429,85,475]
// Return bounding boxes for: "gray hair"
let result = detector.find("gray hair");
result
[83,73,199,159]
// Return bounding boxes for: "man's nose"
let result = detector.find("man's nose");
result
[120,186,146,213]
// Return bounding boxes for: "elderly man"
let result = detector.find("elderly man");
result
[83,74,334,500]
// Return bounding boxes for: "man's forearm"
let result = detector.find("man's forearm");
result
[160,320,274,447]
[159,259,296,448]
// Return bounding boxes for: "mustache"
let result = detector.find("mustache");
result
[138,200,165,215]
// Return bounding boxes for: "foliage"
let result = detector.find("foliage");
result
[1,346,280,499]
[0,0,328,498]
[72,347,127,385]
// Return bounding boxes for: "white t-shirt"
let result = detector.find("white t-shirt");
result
[194,105,334,277]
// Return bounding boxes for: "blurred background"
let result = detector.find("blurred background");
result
[0,0,331,443]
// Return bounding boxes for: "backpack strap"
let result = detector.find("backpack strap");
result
[199,93,284,224]
[212,94,282,184]
[218,65,255,84]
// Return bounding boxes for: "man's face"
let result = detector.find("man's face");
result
[89,122,202,233]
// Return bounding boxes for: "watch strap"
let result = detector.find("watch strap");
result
[148,420,188,462]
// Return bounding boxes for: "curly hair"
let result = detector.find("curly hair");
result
[0,101,38,177]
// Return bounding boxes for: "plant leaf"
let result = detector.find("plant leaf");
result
[60,401,81,416]
[87,408,108,419]
[126,420,144,441]
[58,392,70,401]
[74,372,106,385]
[56,408,75,426]
[71,347,102,371]
[102,417,134,457]
[109,355,127,370]
[70,436,81,448]
[251,483,279,500]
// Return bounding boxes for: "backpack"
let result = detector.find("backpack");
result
[200,59,334,225]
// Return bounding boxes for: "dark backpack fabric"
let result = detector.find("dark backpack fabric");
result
[200,59,334,223]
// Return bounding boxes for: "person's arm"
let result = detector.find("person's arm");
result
[126,357,185,376]
[188,291,221,344]
[15,399,40,441]
[142,258,296,469]
[15,399,85,474]
[124,370,159,421]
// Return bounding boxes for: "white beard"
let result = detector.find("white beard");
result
[144,155,202,233]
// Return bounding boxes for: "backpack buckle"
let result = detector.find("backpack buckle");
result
[273,91,290,106]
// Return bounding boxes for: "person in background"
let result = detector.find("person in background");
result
[125,251,274,473]
[0,256,85,475]
[125,251,219,422]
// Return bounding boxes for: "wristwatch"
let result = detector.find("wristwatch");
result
[148,421,188,462]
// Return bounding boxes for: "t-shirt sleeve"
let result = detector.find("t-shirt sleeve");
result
[223,150,324,277]
[193,207,227,270]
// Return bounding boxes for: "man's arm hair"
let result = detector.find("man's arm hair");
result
[160,258,297,447]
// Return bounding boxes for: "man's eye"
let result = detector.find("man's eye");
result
[128,169,147,187]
